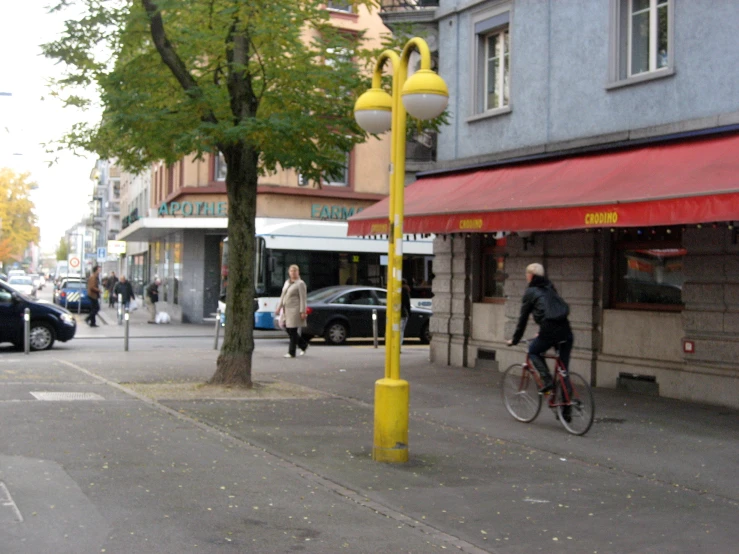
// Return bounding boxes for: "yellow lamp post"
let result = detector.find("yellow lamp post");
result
[354,37,448,463]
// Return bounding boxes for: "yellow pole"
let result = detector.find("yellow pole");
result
[362,38,448,463]
[372,38,437,463]
[373,50,409,463]
[379,51,400,380]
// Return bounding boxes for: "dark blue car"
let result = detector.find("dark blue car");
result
[0,280,77,350]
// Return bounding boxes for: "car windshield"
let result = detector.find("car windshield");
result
[9,277,33,286]
[63,281,85,290]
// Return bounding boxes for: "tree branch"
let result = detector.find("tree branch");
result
[225,19,258,122]
[141,0,218,125]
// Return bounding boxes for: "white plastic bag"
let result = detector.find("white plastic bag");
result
[155,311,171,324]
[128,298,138,311]
[274,311,286,330]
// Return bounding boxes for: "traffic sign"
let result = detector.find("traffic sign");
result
[97,247,107,261]
[68,256,81,269]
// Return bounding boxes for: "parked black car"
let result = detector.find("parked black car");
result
[304,285,432,345]
[0,280,77,350]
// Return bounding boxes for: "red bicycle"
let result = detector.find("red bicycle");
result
[501,340,595,435]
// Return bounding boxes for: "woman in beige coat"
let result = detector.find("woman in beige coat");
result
[275,264,309,358]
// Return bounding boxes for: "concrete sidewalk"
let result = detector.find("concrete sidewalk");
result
[2,334,737,552]
[50,340,739,553]
[73,302,283,340]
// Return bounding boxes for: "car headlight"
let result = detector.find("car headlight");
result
[60,313,75,326]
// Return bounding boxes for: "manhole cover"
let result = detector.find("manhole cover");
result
[30,392,105,401]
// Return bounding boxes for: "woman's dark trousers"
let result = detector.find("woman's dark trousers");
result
[286,327,308,356]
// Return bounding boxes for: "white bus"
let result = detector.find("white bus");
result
[219,218,434,329]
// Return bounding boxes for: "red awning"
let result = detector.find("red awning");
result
[347,134,739,235]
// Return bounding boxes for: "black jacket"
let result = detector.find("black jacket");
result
[511,275,570,345]
[113,280,135,304]
[146,282,159,303]
[401,286,411,318]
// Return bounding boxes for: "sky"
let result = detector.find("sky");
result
[0,1,102,253]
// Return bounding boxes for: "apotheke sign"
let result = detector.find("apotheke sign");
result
[157,201,363,221]
[158,201,227,217]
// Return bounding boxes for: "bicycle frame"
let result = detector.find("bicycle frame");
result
[502,342,595,435]
[524,351,574,410]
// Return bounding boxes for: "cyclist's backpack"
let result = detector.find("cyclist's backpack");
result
[544,288,570,321]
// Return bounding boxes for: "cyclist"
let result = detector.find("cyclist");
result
[507,263,573,416]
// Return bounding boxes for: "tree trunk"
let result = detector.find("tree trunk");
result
[209,141,259,387]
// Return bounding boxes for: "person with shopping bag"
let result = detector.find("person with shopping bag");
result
[275,264,309,358]
[114,275,136,316]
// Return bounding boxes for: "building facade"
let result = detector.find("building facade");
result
[351,0,739,408]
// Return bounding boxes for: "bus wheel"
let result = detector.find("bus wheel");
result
[419,321,431,344]
[325,321,348,345]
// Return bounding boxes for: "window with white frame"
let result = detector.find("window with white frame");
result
[327,1,352,13]
[324,151,350,187]
[214,152,227,181]
[474,9,511,114]
[611,0,673,82]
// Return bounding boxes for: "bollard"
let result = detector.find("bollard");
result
[23,308,30,354]
[214,308,221,350]
[372,308,378,349]
[118,294,123,325]
[124,309,130,351]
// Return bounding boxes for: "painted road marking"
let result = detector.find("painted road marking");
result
[30,392,105,401]
[0,481,24,522]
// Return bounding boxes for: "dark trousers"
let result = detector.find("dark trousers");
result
[87,298,100,325]
[528,329,573,391]
[286,327,308,356]
[108,291,116,307]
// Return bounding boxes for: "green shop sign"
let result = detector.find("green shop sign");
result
[158,201,227,217]
[311,204,363,220]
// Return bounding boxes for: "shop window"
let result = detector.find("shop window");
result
[613,230,684,310]
[481,236,507,302]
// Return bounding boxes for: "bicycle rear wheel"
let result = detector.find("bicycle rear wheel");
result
[501,364,542,423]
[556,372,595,436]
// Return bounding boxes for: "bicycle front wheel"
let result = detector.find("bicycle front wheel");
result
[557,372,595,436]
[501,364,542,423]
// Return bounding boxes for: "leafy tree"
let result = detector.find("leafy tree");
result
[44,0,378,386]
[0,169,40,269]
[56,237,69,261]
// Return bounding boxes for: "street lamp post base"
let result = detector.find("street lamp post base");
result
[373,377,409,463]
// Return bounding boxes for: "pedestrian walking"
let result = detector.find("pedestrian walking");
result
[145,277,160,324]
[85,265,101,327]
[275,264,309,358]
[400,278,412,352]
[113,275,135,313]
[106,271,119,307]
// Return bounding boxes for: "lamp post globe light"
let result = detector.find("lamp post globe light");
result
[353,37,448,463]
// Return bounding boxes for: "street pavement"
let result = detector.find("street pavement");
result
[0,301,737,553]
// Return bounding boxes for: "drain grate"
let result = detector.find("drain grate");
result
[30,392,105,401]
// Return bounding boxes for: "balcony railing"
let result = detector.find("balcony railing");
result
[406,130,437,162]
[380,0,439,13]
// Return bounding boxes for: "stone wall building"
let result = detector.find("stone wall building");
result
[351,0,739,408]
